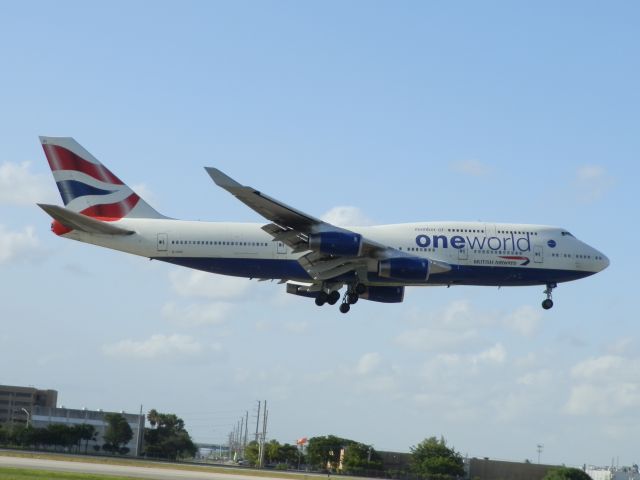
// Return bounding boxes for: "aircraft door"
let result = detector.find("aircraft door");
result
[157,233,168,252]
[458,246,468,261]
[533,245,543,263]
[276,241,287,255]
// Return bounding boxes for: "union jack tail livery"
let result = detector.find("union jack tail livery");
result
[40,136,163,220]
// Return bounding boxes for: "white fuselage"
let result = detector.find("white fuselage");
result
[60,219,609,287]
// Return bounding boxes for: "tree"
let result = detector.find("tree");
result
[147,409,160,428]
[278,443,301,465]
[307,435,382,473]
[411,436,464,479]
[244,440,260,466]
[342,442,383,474]
[103,413,133,454]
[75,424,97,454]
[265,439,282,464]
[143,410,196,460]
[543,468,592,480]
[307,435,345,469]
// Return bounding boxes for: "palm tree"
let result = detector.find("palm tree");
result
[147,409,160,428]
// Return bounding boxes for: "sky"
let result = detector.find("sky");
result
[0,0,638,469]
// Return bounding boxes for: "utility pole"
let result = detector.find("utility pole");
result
[239,416,245,459]
[255,401,261,442]
[259,400,268,468]
[537,444,544,464]
[244,410,249,450]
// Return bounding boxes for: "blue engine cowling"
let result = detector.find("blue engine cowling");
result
[361,286,405,303]
[378,257,430,281]
[309,231,363,256]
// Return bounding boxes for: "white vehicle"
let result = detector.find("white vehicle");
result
[39,137,609,313]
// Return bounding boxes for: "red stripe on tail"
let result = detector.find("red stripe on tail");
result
[80,193,140,220]
[42,144,124,185]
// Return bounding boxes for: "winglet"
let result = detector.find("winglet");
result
[205,167,244,191]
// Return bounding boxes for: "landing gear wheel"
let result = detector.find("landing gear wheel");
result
[315,291,328,306]
[347,292,359,305]
[339,303,351,314]
[541,282,556,310]
[328,291,341,305]
[355,283,367,295]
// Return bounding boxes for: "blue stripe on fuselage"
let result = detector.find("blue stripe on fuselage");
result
[153,257,596,286]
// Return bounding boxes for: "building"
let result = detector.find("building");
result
[586,466,640,480]
[467,457,556,480]
[0,384,58,426]
[32,406,145,456]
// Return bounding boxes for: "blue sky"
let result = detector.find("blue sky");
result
[1,1,638,467]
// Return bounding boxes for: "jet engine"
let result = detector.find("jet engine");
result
[378,257,430,281]
[308,231,363,256]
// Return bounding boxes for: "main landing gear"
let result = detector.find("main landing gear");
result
[316,283,366,313]
[315,290,340,306]
[542,283,557,310]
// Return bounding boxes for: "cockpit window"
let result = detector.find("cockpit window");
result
[561,231,574,237]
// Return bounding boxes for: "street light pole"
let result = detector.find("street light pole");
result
[20,408,30,428]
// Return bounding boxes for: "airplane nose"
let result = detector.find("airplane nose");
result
[594,250,610,271]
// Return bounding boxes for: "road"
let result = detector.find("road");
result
[0,455,323,480]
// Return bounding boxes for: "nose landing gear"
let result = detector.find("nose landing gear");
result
[339,283,367,314]
[542,283,556,310]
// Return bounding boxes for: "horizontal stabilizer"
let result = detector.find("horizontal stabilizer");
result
[38,204,135,235]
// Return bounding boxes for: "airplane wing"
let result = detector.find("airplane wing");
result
[205,168,449,282]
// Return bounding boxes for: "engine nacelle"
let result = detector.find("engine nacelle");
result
[309,231,363,256]
[378,257,430,281]
[361,286,405,303]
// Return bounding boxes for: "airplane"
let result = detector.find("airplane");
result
[38,136,609,313]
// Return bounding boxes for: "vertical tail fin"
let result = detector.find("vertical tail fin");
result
[40,137,164,220]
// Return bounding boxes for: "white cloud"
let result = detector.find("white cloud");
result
[162,302,232,326]
[321,206,373,226]
[516,369,553,387]
[394,300,489,352]
[354,352,382,375]
[169,270,252,300]
[565,354,640,416]
[565,383,640,416]
[473,343,507,365]
[0,225,40,264]
[395,326,478,352]
[571,355,625,380]
[0,161,56,205]
[283,320,310,334]
[102,334,203,359]
[503,305,543,337]
[606,338,634,356]
[450,159,490,177]
[574,165,614,203]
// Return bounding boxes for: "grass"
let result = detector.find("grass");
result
[0,466,142,480]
